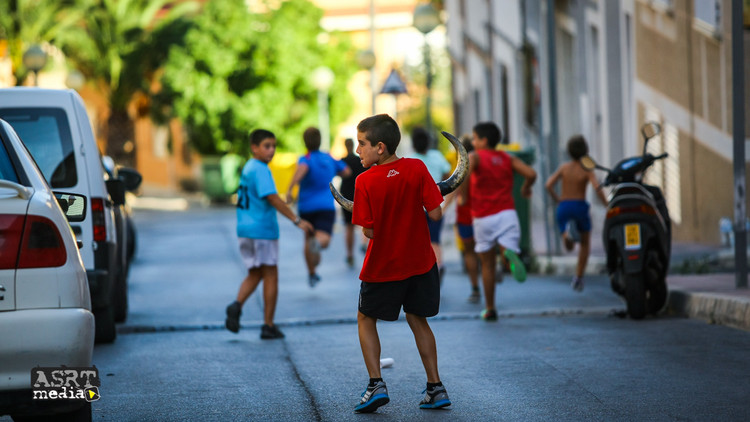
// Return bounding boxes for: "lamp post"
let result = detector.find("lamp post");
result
[357,49,376,115]
[413,3,440,146]
[311,66,335,151]
[22,45,47,86]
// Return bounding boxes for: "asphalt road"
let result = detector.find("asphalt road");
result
[6,205,749,421]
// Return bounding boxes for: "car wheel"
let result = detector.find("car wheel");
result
[11,402,91,422]
[114,268,128,323]
[94,306,117,344]
[126,218,137,262]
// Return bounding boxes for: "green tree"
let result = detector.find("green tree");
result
[152,0,356,156]
[56,0,198,166]
[0,0,82,85]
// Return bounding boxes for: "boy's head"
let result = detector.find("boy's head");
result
[411,127,429,154]
[356,114,400,155]
[460,134,474,153]
[472,122,502,148]
[249,129,277,163]
[303,127,321,151]
[344,138,354,154]
[567,135,588,160]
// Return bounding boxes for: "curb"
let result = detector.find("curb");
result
[667,289,750,331]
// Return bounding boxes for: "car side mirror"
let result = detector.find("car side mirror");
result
[118,167,142,192]
[54,192,87,222]
[106,179,126,206]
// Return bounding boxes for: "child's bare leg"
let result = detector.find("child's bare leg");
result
[345,224,354,258]
[576,231,591,278]
[236,268,263,304]
[431,243,442,268]
[261,265,279,326]
[463,238,479,289]
[316,231,331,249]
[304,232,320,273]
[479,250,497,310]
[357,312,381,379]
[405,313,440,383]
[562,232,574,251]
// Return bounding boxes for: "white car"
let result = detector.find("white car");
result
[0,118,95,421]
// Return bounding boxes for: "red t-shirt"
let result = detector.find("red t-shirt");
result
[352,158,444,282]
[470,149,515,218]
[456,192,472,225]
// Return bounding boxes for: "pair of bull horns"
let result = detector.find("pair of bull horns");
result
[329,131,469,212]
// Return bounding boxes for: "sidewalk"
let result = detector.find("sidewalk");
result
[530,214,750,331]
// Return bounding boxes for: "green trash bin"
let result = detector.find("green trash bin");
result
[507,147,536,264]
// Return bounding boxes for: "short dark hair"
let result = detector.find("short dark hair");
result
[344,138,354,151]
[303,127,321,151]
[411,127,429,154]
[567,135,588,160]
[357,114,400,155]
[460,134,474,153]
[472,122,502,148]
[250,129,275,146]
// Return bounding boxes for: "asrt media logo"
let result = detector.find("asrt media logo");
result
[31,366,101,402]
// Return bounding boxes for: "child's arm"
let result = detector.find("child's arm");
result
[266,193,314,234]
[285,162,308,203]
[588,170,609,206]
[511,155,537,199]
[427,205,443,221]
[545,167,563,204]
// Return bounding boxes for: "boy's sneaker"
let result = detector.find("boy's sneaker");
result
[308,273,321,287]
[419,384,451,409]
[260,324,285,340]
[354,380,389,413]
[571,276,584,292]
[503,249,527,282]
[481,308,498,321]
[468,287,481,304]
[225,301,241,333]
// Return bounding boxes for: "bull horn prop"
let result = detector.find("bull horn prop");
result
[329,130,469,213]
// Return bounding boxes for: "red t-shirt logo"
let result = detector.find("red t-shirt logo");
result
[387,169,400,178]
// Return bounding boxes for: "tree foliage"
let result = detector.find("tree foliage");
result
[153,0,356,155]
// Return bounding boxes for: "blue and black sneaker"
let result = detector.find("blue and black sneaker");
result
[419,384,451,409]
[354,380,389,413]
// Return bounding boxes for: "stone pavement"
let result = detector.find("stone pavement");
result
[530,214,750,331]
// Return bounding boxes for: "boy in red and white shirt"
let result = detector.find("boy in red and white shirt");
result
[351,114,451,413]
[465,122,537,321]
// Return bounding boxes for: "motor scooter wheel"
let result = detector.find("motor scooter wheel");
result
[647,280,668,315]
[625,274,647,320]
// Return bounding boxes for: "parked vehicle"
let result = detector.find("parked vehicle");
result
[0,88,142,342]
[581,122,671,319]
[102,155,141,322]
[0,118,94,421]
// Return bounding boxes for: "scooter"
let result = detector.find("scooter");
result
[581,122,671,319]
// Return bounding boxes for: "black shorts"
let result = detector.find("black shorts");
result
[300,210,336,234]
[342,209,353,225]
[358,264,440,321]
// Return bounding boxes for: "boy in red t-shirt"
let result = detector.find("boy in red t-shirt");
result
[463,122,537,321]
[351,114,451,413]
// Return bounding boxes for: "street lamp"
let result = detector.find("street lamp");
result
[23,45,48,86]
[356,49,376,115]
[311,66,335,151]
[413,3,440,146]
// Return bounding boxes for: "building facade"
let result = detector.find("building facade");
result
[446,0,750,246]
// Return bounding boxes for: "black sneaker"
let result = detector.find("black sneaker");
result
[419,384,451,409]
[354,380,389,413]
[260,324,285,340]
[225,301,241,333]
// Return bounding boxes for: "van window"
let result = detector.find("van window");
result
[0,108,77,188]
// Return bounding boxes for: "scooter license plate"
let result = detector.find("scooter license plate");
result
[624,223,641,250]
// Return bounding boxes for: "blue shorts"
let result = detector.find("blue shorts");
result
[457,223,473,240]
[556,200,591,233]
[425,212,444,243]
[300,210,336,235]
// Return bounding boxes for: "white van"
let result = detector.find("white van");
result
[0,88,140,343]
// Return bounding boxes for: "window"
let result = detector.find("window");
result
[0,108,77,188]
[694,0,721,32]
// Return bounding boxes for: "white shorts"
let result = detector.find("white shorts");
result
[473,209,521,254]
[238,238,279,269]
